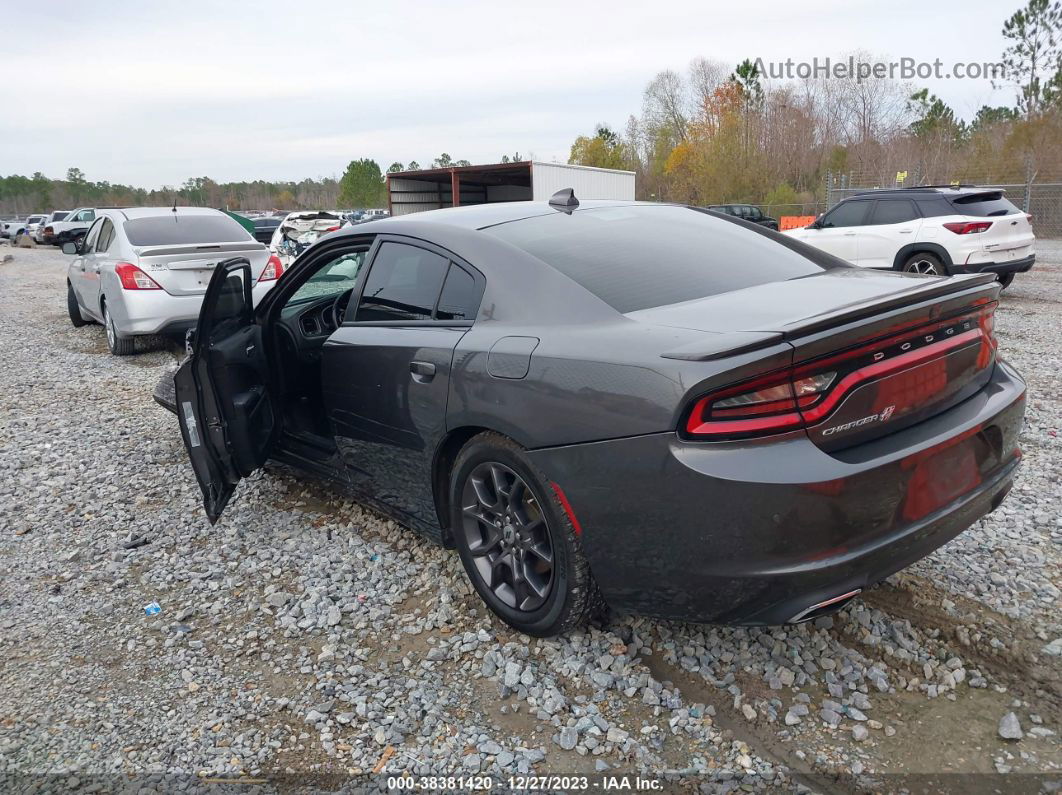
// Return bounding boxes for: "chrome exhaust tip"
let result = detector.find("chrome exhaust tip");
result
[788,588,862,624]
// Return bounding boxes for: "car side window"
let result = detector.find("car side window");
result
[285,249,367,307]
[81,219,103,254]
[95,219,116,253]
[821,201,869,228]
[435,264,482,321]
[355,242,450,322]
[747,206,763,220]
[870,199,918,225]
[76,209,95,223]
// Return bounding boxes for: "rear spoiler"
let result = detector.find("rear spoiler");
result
[662,273,998,362]
[135,241,267,258]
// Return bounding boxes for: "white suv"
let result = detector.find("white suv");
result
[784,186,1035,287]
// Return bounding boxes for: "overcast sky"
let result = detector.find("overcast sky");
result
[1,0,1022,187]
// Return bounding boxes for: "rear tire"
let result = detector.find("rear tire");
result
[997,272,1015,289]
[450,432,604,637]
[103,301,136,356]
[66,283,87,327]
[900,252,948,276]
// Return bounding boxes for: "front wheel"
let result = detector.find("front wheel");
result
[900,252,948,276]
[103,301,136,356]
[67,283,87,327]
[450,432,604,637]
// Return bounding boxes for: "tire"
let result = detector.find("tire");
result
[900,252,948,276]
[66,282,87,327]
[997,272,1015,289]
[450,432,604,636]
[103,301,136,356]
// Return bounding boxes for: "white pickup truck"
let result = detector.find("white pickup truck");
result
[41,207,99,246]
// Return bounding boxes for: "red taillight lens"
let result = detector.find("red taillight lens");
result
[257,254,284,283]
[943,221,992,234]
[684,306,997,440]
[115,262,161,290]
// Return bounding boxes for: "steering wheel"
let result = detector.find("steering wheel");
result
[331,288,355,329]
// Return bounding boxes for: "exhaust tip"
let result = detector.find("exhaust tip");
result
[788,588,862,624]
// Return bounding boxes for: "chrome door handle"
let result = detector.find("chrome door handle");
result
[410,361,436,383]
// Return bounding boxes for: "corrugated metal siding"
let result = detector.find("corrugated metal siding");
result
[389,177,447,216]
[530,162,636,201]
[486,184,531,201]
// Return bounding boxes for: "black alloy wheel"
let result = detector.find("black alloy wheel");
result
[450,432,604,636]
[460,462,554,612]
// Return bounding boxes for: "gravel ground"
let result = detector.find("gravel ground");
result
[0,244,1059,794]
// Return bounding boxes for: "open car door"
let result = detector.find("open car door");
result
[175,258,276,523]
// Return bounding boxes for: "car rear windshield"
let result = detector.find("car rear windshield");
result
[485,205,835,313]
[949,192,1020,217]
[124,215,253,246]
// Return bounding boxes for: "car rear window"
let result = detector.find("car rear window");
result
[949,192,1020,217]
[485,205,835,313]
[124,214,254,246]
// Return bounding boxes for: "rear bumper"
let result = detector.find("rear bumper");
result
[955,254,1035,277]
[108,279,277,336]
[528,361,1026,625]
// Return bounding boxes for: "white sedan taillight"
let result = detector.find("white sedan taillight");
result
[115,262,162,290]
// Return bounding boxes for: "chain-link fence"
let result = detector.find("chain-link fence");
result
[825,171,1062,238]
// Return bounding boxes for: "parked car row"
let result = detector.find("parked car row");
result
[120,189,1025,637]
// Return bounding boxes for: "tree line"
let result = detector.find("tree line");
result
[0,152,493,215]
[567,0,1062,209]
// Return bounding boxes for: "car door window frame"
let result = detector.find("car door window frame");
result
[344,235,485,329]
[820,201,870,228]
[867,198,920,225]
[95,218,116,253]
[80,218,104,254]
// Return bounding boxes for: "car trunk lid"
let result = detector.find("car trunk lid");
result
[135,243,269,296]
[639,269,1001,450]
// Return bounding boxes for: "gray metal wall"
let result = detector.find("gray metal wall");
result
[530,162,636,202]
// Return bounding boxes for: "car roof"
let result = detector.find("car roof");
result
[339,200,657,234]
[844,185,1005,201]
[99,207,228,221]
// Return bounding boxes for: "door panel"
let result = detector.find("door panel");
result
[322,325,467,538]
[73,219,103,312]
[176,259,276,522]
[805,228,858,262]
[858,199,922,268]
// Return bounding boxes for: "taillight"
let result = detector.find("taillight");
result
[257,254,283,283]
[683,305,997,440]
[115,262,161,290]
[943,221,992,234]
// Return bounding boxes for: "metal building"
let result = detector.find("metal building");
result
[386,161,636,216]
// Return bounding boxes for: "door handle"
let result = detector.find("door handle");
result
[410,361,436,382]
[843,231,856,236]
[898,229,913,234]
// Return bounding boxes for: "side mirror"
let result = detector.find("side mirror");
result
[61,242,78,255]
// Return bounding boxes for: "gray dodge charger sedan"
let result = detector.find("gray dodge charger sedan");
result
[168,192,1026,636]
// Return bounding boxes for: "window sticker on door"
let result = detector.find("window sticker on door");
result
[181,401,201,448]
